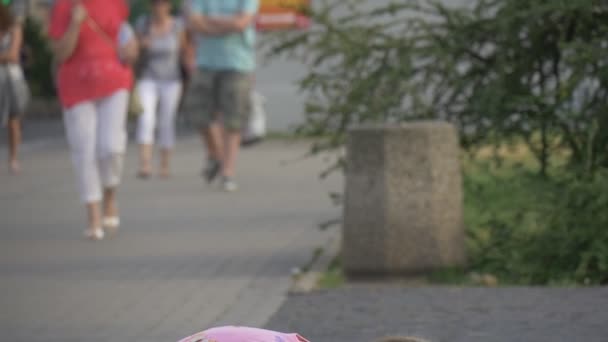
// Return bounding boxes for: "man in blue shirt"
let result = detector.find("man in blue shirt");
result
[186,0,259,192]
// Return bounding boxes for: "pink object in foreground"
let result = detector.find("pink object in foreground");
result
[177,326,310,342]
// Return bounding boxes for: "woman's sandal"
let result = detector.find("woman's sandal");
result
[84,228,105,241]
[103,216,121,235]
[137,170,151,179]
[9,160,21,175]
[159,168,171,179]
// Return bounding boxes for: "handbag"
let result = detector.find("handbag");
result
[1,64,30,126]
[87,17,143,117]
[242,90,267,147]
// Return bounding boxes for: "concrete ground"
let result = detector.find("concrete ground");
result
[0,135,341,342]
[265,286,608,342]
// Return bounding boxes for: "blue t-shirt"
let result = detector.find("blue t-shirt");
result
[189,0,259,72]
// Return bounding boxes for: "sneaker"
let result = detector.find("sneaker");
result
[222,177,239,192]
[203,159,221,183]
[241,137,264,148]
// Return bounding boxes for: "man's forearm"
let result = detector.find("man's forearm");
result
[189,16,230,35]
[206,15,254,33]
[189,12,255,36]
[206,17,241,33]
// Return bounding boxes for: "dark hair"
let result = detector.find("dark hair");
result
[0,3,15,32]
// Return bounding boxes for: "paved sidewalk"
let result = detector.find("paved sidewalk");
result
[0,119,65,151]
[0,137,341,342]
[265,286,608,342]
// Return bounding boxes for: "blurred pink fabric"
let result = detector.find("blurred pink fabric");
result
[177,326,310,342]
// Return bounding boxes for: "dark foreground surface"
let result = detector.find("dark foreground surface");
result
[265,286,608,342]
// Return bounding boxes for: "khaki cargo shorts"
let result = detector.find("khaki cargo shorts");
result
[185,69,253,131]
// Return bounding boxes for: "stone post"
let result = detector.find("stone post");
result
[342,121,466,276]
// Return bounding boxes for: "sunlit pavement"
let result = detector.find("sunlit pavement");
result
[0,137,341,342]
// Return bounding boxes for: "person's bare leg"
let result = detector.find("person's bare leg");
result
[201,120,224,162]
[103,187,118,217]
[201,119,225,182]
[138,144,153,178]
[85,201,103,240]
[222,129,241,179]
[102,187,120,235]
[159,148,171,178]
[8,118,21,174]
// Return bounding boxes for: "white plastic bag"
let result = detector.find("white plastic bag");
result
[242,90,267,146]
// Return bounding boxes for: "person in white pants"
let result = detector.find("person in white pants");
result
[49,0,138,240]
[135,0,188,178]
[63,90,129,202]
[136,79,182,178]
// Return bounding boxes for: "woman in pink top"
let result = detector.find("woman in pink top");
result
[178,326,310,342]
[49,0,137,240]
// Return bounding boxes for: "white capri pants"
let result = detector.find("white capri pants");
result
[136,79,183,148]
[63,90,129,203]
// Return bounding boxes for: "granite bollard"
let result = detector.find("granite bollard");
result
[343,122,466,276]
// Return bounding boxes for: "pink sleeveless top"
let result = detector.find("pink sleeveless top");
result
[177,326,310,342]
[48,0,133,108]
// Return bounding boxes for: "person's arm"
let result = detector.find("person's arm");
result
[49,3,88,63]
[180,29,196,73]
[179,28,188,55]
[117,22,138,65]
[134,16,152,51]
[187,13,226,35]
[0,25,22,63]
[119,38,138,65]
[204,13,256,34]
[184,0,229,35]
[208,0,258,33]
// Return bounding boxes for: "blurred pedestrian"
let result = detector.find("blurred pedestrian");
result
[185,0,259,192]
[48,0,138,240]
[0,2,28,174]
[135,0,189,179]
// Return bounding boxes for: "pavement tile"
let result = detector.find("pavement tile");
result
[1,137,341,342]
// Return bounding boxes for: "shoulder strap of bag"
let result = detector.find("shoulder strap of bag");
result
[87,18,115,48]
[69,0,116,50]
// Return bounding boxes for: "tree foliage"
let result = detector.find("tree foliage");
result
[266,0,608,176]
[266,0,608,285]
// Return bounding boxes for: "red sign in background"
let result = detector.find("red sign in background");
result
[256,0,311,31]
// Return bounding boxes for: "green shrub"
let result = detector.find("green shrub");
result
[522,173,608,285]
[465,164,608,285]
[266,0,608,177]
[265,0,608,286]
